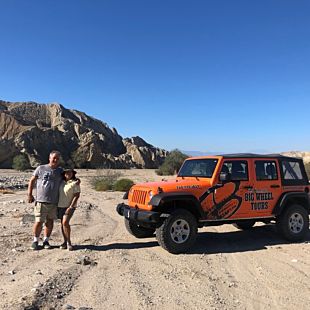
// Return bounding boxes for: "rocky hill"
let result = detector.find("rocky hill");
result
[0,100,168,169]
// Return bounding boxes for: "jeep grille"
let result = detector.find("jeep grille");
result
[132,189,147,205]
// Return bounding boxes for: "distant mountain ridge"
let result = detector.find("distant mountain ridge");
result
[0,100,168,168]
[181,150,219,156]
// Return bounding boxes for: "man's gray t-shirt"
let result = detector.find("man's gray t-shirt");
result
[33,165,63,204]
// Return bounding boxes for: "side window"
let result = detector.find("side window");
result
[281,161,303,180]
[221,161,248,181]
[255,161,278,180]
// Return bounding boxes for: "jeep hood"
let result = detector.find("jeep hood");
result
[132,178,212,193]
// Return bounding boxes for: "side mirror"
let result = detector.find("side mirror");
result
[219,172,231,182]
[123,191,129,199]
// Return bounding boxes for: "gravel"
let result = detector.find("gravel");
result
[0,176,29,190]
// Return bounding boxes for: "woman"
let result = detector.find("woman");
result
[57,168,81,251]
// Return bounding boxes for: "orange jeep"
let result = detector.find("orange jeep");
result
[116,154,310,254]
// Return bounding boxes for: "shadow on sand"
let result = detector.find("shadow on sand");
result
[74,240,158,251]
[189,224,310,255]
[73,224,310,255]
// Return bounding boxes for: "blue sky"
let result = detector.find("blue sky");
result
[0,0,309,153]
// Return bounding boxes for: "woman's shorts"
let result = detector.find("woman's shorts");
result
[57,207,75,220]
[34,202,57,223]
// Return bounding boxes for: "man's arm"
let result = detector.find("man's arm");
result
[27,175,37,203]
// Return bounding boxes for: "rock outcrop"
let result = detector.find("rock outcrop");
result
[0,100,168,168]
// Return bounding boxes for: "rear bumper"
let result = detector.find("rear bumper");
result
[116,203,162,223]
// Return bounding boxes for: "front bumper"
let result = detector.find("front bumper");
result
[116,203,162,224]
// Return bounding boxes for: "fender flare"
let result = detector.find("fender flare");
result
[272,192,310,216]
[149,192,204,217]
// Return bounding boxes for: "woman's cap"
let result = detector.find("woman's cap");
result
[63,168,77,175]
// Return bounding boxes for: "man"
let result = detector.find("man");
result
[28,150,63,250]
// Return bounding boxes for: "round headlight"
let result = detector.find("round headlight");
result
[149,191,153,199]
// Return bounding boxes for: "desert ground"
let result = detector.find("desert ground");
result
[0,169,309,310]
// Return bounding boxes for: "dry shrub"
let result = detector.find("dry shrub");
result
[0,189,14,194]
[91,169,121,191]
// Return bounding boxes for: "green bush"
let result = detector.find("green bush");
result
[91,169,122,191]
[12,154,30,171]
[113,178,134,191]
[156,149,189,176]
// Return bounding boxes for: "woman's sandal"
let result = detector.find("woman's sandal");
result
[67,243,73,251]
[59,242,67,250]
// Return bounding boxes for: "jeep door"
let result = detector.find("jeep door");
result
[201,159,253,220]
[250,159,282,217]
[221,159,254,219]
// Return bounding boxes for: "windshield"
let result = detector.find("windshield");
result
[178,159,218,178]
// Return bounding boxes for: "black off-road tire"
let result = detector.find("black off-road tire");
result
[276,204,309,242]
[233,220,256,230]
[124,218,155,238]
[156,209,198,254]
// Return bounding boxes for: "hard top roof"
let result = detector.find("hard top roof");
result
[186,153,302,161]
[219,153,302,160]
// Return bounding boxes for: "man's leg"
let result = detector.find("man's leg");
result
[43,219,53,248]
[44,219,54,238]
[33,221,43,238]
[32,202,45,250]
[42,218,53,249]
[42,204,57,249]
[31,221,42,250]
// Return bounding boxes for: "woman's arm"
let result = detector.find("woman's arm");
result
[65,193,80,216]
[68,192,80,209]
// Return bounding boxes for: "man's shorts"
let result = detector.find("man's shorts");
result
[34,202,57,223]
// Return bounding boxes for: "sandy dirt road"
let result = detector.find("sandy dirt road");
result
[0,169,309,310]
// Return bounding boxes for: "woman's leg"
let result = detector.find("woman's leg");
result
[58,208,67,248]
[63,218,73,251]
[60,220,67,244]
[63,207,75,250]
[63,215,72,246]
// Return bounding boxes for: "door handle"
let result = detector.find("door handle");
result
[270,185,280,188]
[243,186,253,189]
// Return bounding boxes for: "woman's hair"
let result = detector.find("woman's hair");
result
[62,169,77,181]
